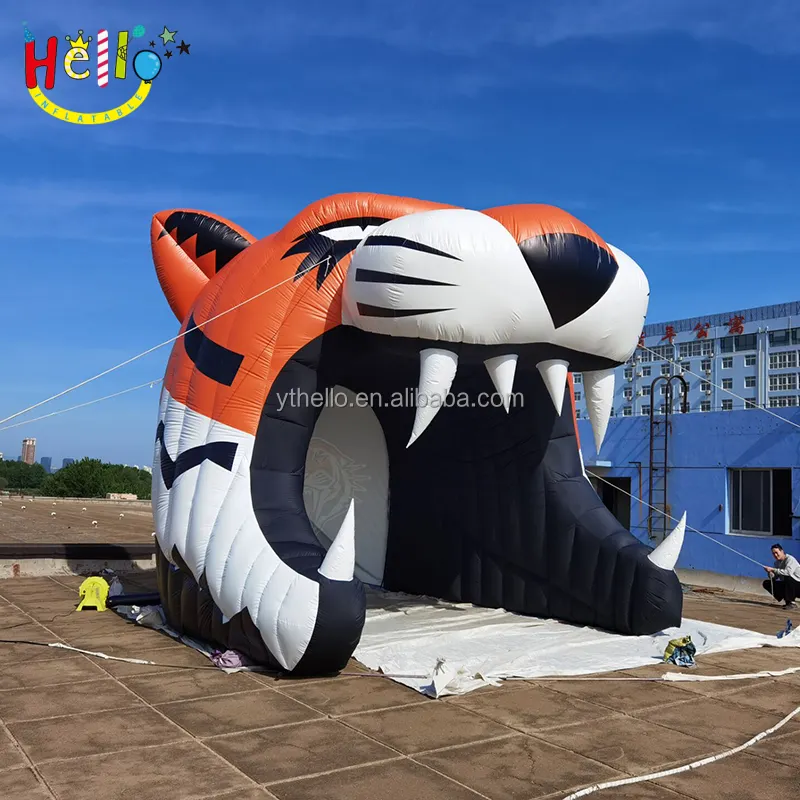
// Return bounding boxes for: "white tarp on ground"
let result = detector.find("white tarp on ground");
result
[112,582,800,697]
[353,588,800,696]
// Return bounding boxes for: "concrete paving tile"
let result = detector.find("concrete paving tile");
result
[207,718,396,783]
[0,624,64,666]
[93,644,213,678]
[277,675,427,716]
[0,578,76,599]
[542,674,693,713]
[61,621,178,652]
[699,646,800,672]
[655,752,798,798]
[537,782,691,800]
[158,688,323,737]
[268,758,485,800]
[121,666,261,704]
[633,695,800,748]
[9,705,189,763]
[719,679,800,717]
[1,600,75,622]
[0,603,34,627]
[0,728,26,771]
[0,767,52,799]
[449,683,616,734]
[747,727,800,768]
[205,789,278,800]
[531,713,719,774]
[38,739,252,799]
[0,678,141,723]
[416,734,623,800]
[345,700,511,754]
[0,656,106,691]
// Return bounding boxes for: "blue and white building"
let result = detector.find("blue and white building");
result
[573,301,800,587]
[573,300,800,419]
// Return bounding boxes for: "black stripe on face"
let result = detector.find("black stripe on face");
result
[362,235,461,261]
[157,211,251,272]
[283,216,392,290]
[156,422,238,490]
[354,268,456,287]
[356,303,454,318]
[519,233,619,328]
[183,313,244,386]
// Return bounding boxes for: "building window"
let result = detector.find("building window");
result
[769,396,799,408]
[722,399,733,410]
[700,401,711,412]
[722,378,733,390]
[745,398,757,409]
[770,374,798,391]
[641,385,651,397]
[744,376,756,388]
[624,368,633,381]
[722,357,733,369]
[681,341,714,358]
[769,330,791,347]
[700,380,711,392]
[573,373,582,384]
[574,392,582,402]
[701,359,712,372]
[642,366,651,377]
[729,468,792,537]
[650,344,674,361]
[660,363,670,376]
[623,406,632,417]
[720,337,734,353]
[641,405,650,415]
[660,385,668,396]
[745,354,757,367]
[575,408,581,418]
[623,388,633,400]
[735,334,757,351]
[770,351,797,370]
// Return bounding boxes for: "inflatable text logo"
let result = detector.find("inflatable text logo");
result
[23,23,189,125]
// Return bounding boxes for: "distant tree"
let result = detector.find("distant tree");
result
[39,458,152,499]
[0,460,47,490]
[0,476,7,491]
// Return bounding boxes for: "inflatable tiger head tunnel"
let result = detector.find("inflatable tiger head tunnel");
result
[150,193,686,675]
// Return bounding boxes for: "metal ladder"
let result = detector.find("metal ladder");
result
[647,373,689,542]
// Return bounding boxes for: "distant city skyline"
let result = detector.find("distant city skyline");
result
[0,439,152,471]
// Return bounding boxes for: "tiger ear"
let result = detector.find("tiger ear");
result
[151,209,256,322]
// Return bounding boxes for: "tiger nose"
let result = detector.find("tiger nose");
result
[518,233,619,328]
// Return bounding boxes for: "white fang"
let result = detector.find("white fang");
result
[536,359,569,415]
[318,498,356,581]
[647,512,686,571]
[484,354,518,412]
[407,348,458,446]
[584,368,615,453]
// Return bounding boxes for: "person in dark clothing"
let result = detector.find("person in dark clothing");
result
[763,544,800,609]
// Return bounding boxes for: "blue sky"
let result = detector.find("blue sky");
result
[2,0,799,467]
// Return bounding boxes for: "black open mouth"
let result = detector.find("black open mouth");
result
[237,326,684,673]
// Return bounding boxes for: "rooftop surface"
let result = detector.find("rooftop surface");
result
[1,572,800,800]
